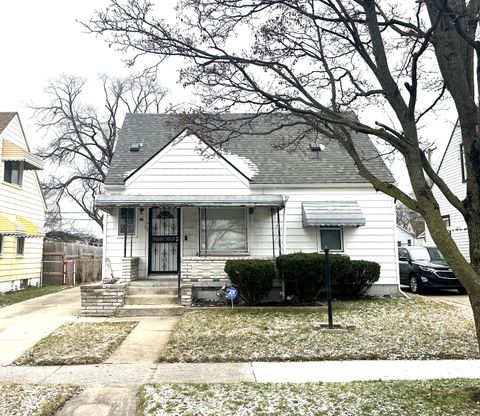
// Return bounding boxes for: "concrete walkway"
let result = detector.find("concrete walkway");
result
[1,360,480,387]
[0,287,81,365]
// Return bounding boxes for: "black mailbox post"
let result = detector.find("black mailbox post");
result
[324,247,334,328]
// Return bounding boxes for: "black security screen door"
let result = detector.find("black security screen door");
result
[149,208,180,274]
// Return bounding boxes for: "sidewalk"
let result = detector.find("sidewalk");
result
[1,360,480,386]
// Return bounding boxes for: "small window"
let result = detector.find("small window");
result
[16,237,25,255]
[0,235,3,255]
[200,208,247,253]
[4,161,23,186]
[319,227,343,251]
[118,208,136,235]
[460,144,467,183]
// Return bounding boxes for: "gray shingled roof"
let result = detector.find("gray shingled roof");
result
[0,113,16,135]
[105,113,394,185]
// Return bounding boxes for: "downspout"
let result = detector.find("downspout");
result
[281,196,288,301]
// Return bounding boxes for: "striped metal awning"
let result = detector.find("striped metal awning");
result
[16,216,44,237]
[0,214,25,236]
[302,201,366,227]
[2,140,43,170]
[0,214,44,237]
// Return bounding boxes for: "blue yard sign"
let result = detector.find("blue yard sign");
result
[226,286,237,309]
[226,287,238,300]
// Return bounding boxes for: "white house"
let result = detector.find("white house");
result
[396,225,419,247]
[97,114,400,305]
[0,113,45,292]
[425,122,470,260]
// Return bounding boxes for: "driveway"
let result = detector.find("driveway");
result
[0,286,80,365]
[401,287,471,315]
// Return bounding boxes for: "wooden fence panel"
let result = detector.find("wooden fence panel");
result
[42,241,103,285]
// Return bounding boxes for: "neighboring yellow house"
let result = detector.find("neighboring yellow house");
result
[0,112,46,292]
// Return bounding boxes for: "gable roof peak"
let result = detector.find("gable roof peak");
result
[0,112,17,135]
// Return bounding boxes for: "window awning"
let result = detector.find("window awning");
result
[96,194,286,212]
[0,214,44,237]
[302,201,366,227]
[0,214,25,236]
[2,140,43,170]
[16,216,44,237]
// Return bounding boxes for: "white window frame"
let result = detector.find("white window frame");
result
[318,226,344,252]
[16,236,25,256]
[199,207,249,255]
[117,207,137,237]
[4,160,24,187]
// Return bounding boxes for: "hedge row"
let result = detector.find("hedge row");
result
[224,254,380,305]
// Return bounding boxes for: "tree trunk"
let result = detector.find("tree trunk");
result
[422,205,480,349]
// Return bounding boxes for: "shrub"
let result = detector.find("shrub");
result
[335,260,381,298]
[277,252,380,301]
[224,260,276,306]
[276,253,351,302]
[276,253,325,303]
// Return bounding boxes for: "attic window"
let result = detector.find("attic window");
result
[309,143,325,152]
[129,143,142,152]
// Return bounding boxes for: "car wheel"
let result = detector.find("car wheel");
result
[458,287,467,295]
[409,275,421,294]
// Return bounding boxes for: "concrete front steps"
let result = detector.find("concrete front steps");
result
[116,278,184,317]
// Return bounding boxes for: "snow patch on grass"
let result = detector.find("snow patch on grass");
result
[159,297,478,362]
[14,322,137,365]
[0,384,79,416]
[138,380,480,416]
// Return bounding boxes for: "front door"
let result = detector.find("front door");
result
[149,207,180,274]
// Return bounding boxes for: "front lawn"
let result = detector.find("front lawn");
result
[0,384,79,416]
[138,379,480,416]
[14,322,137,365]
[158,297,479,362]
[0,286,66,308]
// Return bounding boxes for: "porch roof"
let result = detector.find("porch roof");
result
[96,194,286,212]
[302,201,366,227]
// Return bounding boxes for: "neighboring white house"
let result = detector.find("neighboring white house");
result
[396,225,419,247]
[97,114,400,304]
[0,113,45,292]
[425,122,470,261]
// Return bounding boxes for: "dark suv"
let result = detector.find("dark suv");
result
[398,246,465,294]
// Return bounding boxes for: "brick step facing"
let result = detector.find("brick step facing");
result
[127,286,178,296]
[125,294,179,305]
[116,304,184,317]
[130,279,179,287]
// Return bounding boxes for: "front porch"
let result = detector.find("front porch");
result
[98,194,286,305]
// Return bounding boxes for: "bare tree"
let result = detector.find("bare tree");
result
[396,202,425,237]
[87,1,480,345]
[34,68,168,230]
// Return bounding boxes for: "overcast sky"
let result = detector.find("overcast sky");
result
[0,1,458,234]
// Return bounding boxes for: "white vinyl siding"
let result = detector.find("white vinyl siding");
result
[102,131,398,287]
[125,134,251,195]
[426,127,470,261]
[0,115,45,283]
